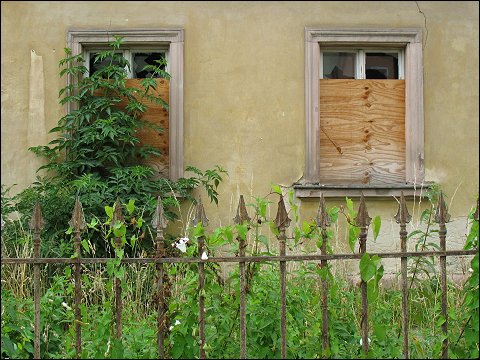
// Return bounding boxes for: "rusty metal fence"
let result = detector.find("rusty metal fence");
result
[1,193,478,359]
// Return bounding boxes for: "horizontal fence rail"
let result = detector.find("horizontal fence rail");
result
[1,193,478,359]
[1,250,477,265]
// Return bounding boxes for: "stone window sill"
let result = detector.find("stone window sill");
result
[293,182,434,199]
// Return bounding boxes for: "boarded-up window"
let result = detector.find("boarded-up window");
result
[301,28,424,196]
[125,79,170,178]
[88,50,170,178]
[319,79,405,185]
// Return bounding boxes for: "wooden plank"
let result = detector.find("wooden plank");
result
[319,79,405,184]
[124,79,170,178]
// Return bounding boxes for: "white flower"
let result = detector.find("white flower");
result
[62,302,72,311]
[468,268,474,273]
[169,319,181,331]
[201,252,208,260]
[174,237,189,253]
[359,337,371,346]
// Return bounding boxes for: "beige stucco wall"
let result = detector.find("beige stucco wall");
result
[1,1,478,272]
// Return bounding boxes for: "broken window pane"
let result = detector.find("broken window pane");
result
[323,52,356,79]
[133,52,166,78]
[365,52,398,79]
[89,52,124,77]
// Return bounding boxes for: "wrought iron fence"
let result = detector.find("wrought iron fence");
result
[1,193,478,359]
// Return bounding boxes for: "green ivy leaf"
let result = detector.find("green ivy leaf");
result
[372,216,381,242]
[360,253,376,282]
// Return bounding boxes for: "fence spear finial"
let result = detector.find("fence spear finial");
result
[394,192,411,224]
[152,196,168,229]
[69,197,86,231]
[434,192,451,224]
[275,196,291,232]
[111,198,124,227]
[355,193,371,228]
[29,202,45,232]
[192,197,209,227]
[315,193,331,230]
[233,195,251,225]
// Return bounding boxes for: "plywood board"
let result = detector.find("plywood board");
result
[319,79,405,184]
[123,79,170,177]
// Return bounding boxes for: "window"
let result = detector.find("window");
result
[321,49,403,79]
[67,29,184,180]
[86,49,168,78]
[298,28,424,198]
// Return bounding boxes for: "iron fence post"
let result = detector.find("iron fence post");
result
[233,195,251,359]
[435,192,450,359]
[193,198,209,359]
[29,202,44,359]
[275,196,291,359]
[395,192,412,359]
[152,196,168,358]
[69,198,86,359]
[316,194,331,356]
[112,198,124,340]
[355,194,371,355]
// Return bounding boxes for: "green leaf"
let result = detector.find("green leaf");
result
[2,335,15,356]
[81,239,89,253]
[236,224,248,241]
[346,197,354,213]
[348,225,359,252]
[64,266,72,278]
[113,224,126,238]
[373,323,386,341]
[194,222,205,238]
[367,279,379,302]
[302,221,311,234]
[105,205,114,220]
[126,199,135,215]
[106,261,114,277]
[436,315,446,327]
[372,216,381,241]
[114,266,125,280]
[271,184,282,195]
[111,338,124,359]
[360,253,376,282]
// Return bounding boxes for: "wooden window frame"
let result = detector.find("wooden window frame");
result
[299,28,425,198]
[67,29,184,180]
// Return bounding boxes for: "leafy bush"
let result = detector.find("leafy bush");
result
[5,35,227,257]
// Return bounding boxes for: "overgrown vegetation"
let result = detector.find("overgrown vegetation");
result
[6,35,226,257]
[1,186,478,359]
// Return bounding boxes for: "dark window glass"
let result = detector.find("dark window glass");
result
[323,52,356,79]
[89,52,124,77]
[133,52,166,78]
[365,52,398,79]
